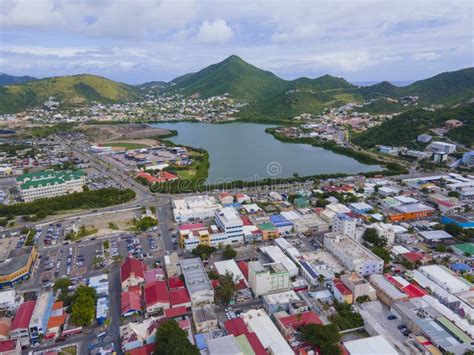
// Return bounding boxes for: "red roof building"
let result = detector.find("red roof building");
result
[0,338,20,355]
[121,257,147,289]
[178,223,205,231]
[237,260,249,280]
[144,268,164,284]
[168,276,185,289]
[11,300,36,333]
[121,291,142,317]
[164,306,187,319]
[241,216,253,226]
[401,252,424,264]
[144,281,170,315]
[333,279,353,304]
[224,318,248,336]
[243,332,267,355]
[276,311,322,341]
[169,288,191,308]
[136,171,178,184]
[129,343,155,355]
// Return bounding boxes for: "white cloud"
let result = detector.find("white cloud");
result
[196,20,234,43]
[414,52,441,60]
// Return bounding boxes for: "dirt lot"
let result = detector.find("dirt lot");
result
[77,209,140,236]
[81,123,171,141]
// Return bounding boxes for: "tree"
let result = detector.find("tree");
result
[355,295,370,303]
[330,302,364,330]
[444,223,462,237]
[448,191,460,198]
[371,246,390,264]
[222,245,237,260]
[154,319,199,355]
[215,272,236,305]
[192,245,216,259]
[70,286,97,327]
[299,323,341,355]
[363,228,386,247]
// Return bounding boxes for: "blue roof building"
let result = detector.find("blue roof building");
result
[269,215,293,233]
[450,263,472,273]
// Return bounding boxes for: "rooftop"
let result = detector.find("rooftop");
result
[0,246,35,277]
[180,258,212,295]
[393,203,435,214]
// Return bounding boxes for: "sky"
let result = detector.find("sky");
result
[0,0,472,84]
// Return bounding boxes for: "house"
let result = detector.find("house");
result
[332,279,353,304]
[169,288,192,309]
[219,192,234,205]
[144,281,170,315]
[121,291,142,317]
[10,300,35,347]
[0,338,21,355]
[121,257,146,289]
[275,311,322,340]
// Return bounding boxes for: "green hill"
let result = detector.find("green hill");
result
[0,74,140,113]
[0,73,36,86]
[169,55,288,101]
[352,103,474,148]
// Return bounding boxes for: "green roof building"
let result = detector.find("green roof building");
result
[17,169,86,202]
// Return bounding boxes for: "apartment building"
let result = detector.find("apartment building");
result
[430,141,456,154]
[17,170,85,202]
[214,207,244,242]
[332,213,356,239]
[248,261,290,297]
[324,233,384,276]
[172,195,222,223]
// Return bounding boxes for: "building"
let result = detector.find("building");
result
[214,207,244,243]
[241,309,293,355]
[442,215,474,229]
[0,290,22,312]
[372,223,396,244]
[341,273,375,302]
[121,257,146,289]
[275,311,322,341]
[257,223,280,240]
[179,221,243,251]
[269,215,293,234]
[280,210,329,234]
[180,258,214,306]
[260,246,299,277]
[0,318,11,341]
[172,195,222,223]
[10,301,35,347]
[214,259,247,287]
[332,213,356,239]
[419,265,472,294]
[430,141,456,154]
[29,291,54,345]
[419,230,453,242]
[417,134,432,143]
[462,151,474,166]
[0,247,38,289]
[207,335,242,355]
[389,203,436,222]
[16,170,85,202]
[332,279,353,304]
[0,338,21,355]
[343,335,398,355]
[324,233,384,276]
[192,305,218,333]
[88,274,109,297]
[164,252,180,278]
[262,290,304,314]
[248,261,290,297]
[444,119,463,130]
[369,275,408,305]
[144,281,170,315]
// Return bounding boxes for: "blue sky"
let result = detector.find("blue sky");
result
[0,0,472,84]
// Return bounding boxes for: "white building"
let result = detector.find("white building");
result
[430,141,456,154]
[332,213,356,239]
[248,261,290,297]
[260,246,299,277]
[17,170,86,202]
[419,265,472,294]
[214,207,244,243]
[280,210,329,234]
[214,259,247,286]
[172,195,222,223]
[28,292,54,344]
[0,290,22,312]
[344,335,398,355]
[180,258,214,306]
[324,233,384,276]
[372,223,396,245]
[241,309,293,355]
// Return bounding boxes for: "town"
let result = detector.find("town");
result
[0,117,472,355]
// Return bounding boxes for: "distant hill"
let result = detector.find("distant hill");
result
[167,56,474,120]
[169,55,288,102]
[0,73,36,86]
[137,81,168,89]
[352,103,474,148]
[0,74,140,113]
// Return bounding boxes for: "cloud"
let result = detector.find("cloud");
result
[414,52,441,60]
[196,20,233,43]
